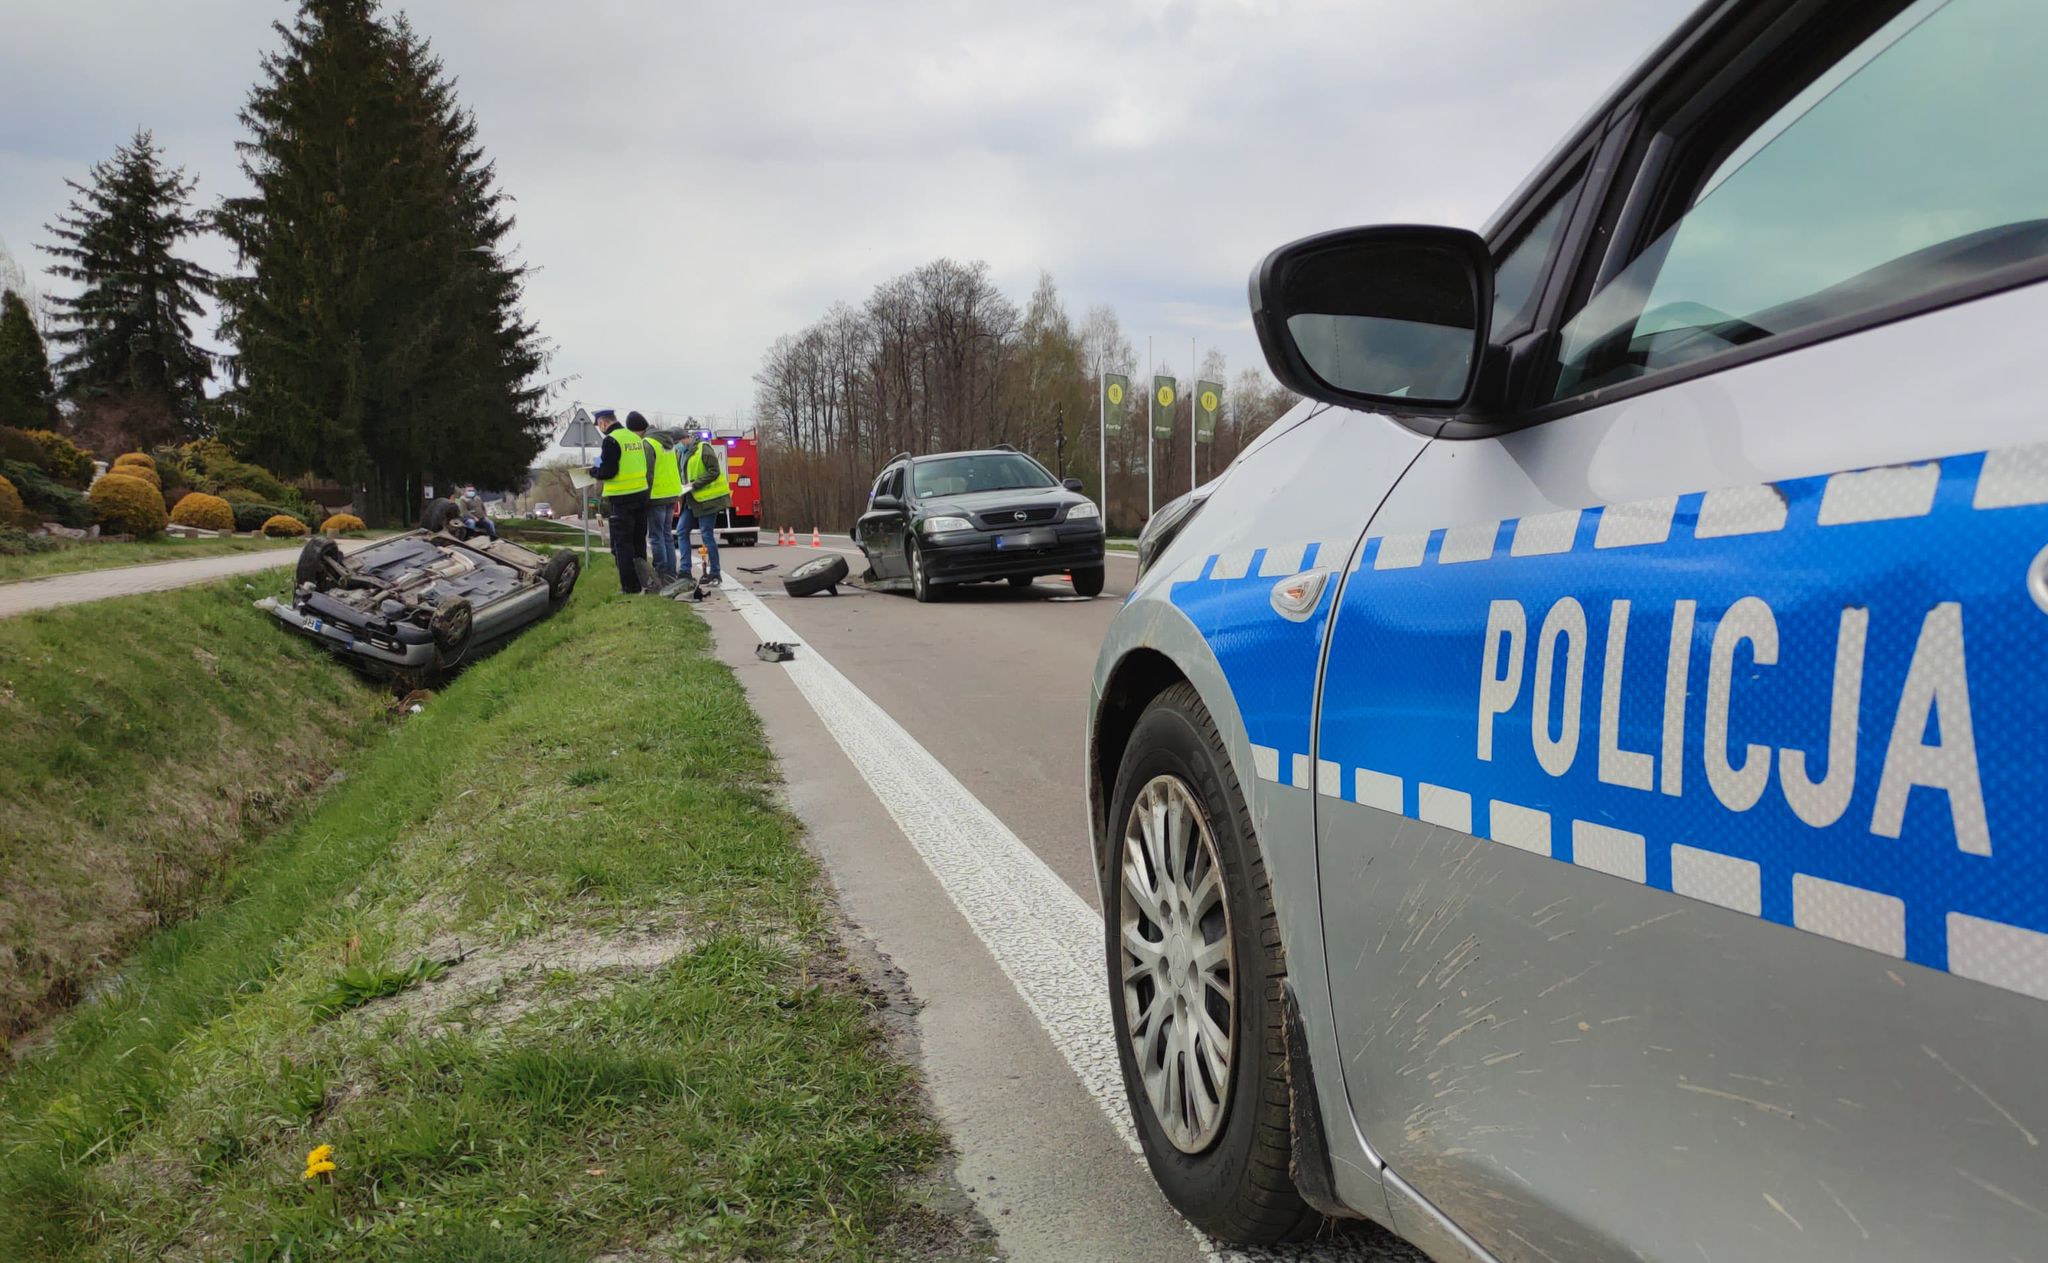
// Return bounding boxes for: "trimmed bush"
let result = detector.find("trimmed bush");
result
[231,500,292,533]
[24,430,93,485]
[110,462,161,489]
[0,474,30,528]
[260,513,308,537]
[320,512,366,534]
[170,492,236,532]
[89,473,169,537]
[112,451,157,473]
[0,460,94,528]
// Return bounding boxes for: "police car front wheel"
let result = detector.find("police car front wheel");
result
[1106,681,1322,1244]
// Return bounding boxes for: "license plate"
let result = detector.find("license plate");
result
[995,529,1054,550]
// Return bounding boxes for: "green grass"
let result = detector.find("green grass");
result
[0,570,384,1043]
[0,580,951,1261]
[0,535,306,584]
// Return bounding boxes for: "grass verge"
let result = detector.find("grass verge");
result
[0,580,955,1262]
[0,570,384,1044]
[0,536,306,584]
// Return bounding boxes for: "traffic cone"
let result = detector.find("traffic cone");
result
[810,526,822,548]
[781,526,793,547]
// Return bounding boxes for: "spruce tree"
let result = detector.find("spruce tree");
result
[0,290,56,428]
[219,0,546,522]
[42,130,215,438]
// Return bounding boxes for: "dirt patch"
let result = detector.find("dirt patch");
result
[374,916,700,1035]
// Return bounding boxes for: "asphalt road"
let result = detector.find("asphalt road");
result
[689,541,1425,1263]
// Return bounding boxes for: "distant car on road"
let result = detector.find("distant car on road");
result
[260,499,579,684]
[1089,1,2048,1259]
[532,502,554,519]
[854,445,1105,599]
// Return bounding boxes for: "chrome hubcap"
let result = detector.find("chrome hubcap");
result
[1119,774,1234,1152]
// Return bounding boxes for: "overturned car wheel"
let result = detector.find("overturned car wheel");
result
[542,551,580,610]
[295,538,347,592]
[430,597,475,667]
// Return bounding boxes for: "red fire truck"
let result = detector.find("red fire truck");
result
[695,430,760,547]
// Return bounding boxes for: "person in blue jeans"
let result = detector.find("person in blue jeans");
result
[634,416,682,581]
[679,434,731,586]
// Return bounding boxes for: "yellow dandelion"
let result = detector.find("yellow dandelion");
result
[302,1143,337,1180]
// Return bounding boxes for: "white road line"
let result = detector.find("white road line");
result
[716,577,1384,1263]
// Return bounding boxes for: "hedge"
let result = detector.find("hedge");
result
[170,492,236,533]
[24,430,93,485]
[320,513,366,534]
[231,501,299,533]
[89,473,169,537]
[260,514,308,537]
[0,460,94,528]
[112,451,157,473]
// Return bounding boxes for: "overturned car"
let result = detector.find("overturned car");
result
[258,501,580,682]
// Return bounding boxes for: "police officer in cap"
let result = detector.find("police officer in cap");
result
[589,408,652,594]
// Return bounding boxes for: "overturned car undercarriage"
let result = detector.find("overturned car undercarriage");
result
[257,505,580,684]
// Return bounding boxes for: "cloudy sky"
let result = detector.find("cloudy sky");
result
[0,0,1694,424]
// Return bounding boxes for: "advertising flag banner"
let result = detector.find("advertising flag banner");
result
[1194,380,1224,443]
[1103,373,1129,436]
[1152,376,1178,440]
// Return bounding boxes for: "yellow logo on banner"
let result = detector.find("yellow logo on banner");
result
[1107,382,1124,406]
[1157,384,1176,408]
[1200,389,1219,413]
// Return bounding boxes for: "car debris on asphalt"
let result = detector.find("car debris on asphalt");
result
[754,641,796,662]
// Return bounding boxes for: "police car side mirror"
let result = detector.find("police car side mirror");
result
[873,493,904,512]
[1250,224,1492,414]
[1062,477,1085,492]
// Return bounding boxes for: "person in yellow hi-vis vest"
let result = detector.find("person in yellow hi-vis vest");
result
[635,415,683,583]
[588,408,651,594]
[681,432,732,587]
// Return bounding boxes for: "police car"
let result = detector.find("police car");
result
[1086,1,2048,1259]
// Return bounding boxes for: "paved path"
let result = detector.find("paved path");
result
[0,540,374,619]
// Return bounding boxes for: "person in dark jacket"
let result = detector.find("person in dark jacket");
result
[590,408,652,594]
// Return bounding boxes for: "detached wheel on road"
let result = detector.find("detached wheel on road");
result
[784,553,849,597]
[1072,565,1106,598]
[295,538,347,592]
[1106,682,1320,1245]
[907,539,939,602]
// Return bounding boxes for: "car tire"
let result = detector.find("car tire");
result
[419,498,463,534]
[1008,574,1035,589]
[295,538,347,592]
[1072,565,1106,598]
[908,538,939,602]
[1105,682,1322,1245]
[429,597,475,666]
[784,553,849,597]
[541,551,580,610]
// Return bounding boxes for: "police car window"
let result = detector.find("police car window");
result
[1552,0,2048,400]
[1491,190,1572,340]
